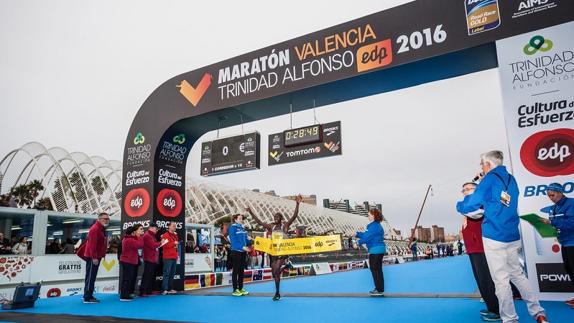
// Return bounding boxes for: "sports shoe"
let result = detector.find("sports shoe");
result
[535,315,549,323]
[565,298,574,305]
[479,309,490,316]
[273,293,281,301]
[232,289,243,296]
[168,290,178,294]
[129,293,137,298]
[83,297,100,304]
[481,313,501,322]
[161,290,168,295]
[239,289,249,296]
[119,297,133,302]
[369,289,384,296]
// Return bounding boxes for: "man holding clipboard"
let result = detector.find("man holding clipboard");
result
[539,183,574,308]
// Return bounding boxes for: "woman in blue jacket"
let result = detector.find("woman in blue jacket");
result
[228,214,251,296]
[355,209,386,296]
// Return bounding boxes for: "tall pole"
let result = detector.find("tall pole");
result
[409,184,432,243]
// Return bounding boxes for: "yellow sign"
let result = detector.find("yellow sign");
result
[254,235,342,256]
[101,258,117,272]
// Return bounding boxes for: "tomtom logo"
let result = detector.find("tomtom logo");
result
[520,128,574,177]
[124,188,151,217]
[156,188,182,218]
[540,274,571,282]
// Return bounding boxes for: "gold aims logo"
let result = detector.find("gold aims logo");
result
[177,73,212,107]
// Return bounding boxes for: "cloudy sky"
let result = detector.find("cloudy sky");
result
[0,0,511,236]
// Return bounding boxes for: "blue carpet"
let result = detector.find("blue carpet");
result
[217,256,478,294]
[4,294,573,323]
[1,256,572,323]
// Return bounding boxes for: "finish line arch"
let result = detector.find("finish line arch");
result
[121,0,574,290]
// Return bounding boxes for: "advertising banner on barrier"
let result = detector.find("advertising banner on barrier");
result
[311,262,332,275]
[496,21,574,300]
[254,235,341,256]
[184,253,213,273]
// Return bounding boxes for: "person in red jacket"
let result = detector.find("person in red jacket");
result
[83,212,110,304]
[459,182,500,322]
[120,224,144,301]
[140,224,166,296]
[161,222,180,294]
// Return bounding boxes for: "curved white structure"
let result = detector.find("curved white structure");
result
[1,142,401,237]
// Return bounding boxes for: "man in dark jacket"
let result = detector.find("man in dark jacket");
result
[459,182,500,321]
[83,212,110,304]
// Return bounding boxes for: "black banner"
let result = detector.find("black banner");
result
[268,121,342,166]
[536,263,574,293]
[200,132,260,176]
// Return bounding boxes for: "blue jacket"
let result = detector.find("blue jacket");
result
[540,196,574,247]
[356,221,386,254]
[456,165,520,243]
[228,223,248,252]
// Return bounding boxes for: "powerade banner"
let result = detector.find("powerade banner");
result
[496,21,574,299]
[268,121,342,166]
[253,235,342,256]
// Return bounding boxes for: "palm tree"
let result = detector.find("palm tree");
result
[27,180,44,206]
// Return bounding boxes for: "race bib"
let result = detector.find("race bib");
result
[500,191,511,207]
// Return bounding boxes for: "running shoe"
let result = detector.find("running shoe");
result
[119,297,134,302]
[481,313,501,322]
[535,315,549,323]
[168,290,178,294]
[273,293,281,301]
[232,289,243,296]
[369,290,384,296]
[161,290,168,295]
[239,289,250,296]
[479,309,491,316]
[83,297,100,304]
[566,298,574,305]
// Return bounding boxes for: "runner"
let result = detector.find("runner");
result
[246,194,302,301]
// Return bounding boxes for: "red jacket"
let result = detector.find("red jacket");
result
[120,235,143,265]
[143,230,162,263]
[461,217,485,254]
[85,221,108,260]
[161,231,179,260]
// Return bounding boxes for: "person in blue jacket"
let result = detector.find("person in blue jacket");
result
[228,214,251,297]
[457,150,547,323]
[540,183,574,308]
[355,209,386,296]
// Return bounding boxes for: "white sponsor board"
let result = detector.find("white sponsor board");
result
[311,262,332,275]
[184,253,213,273]
[496,21,574,300]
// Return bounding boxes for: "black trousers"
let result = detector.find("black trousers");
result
[468,253,499,314]
[140,261,157,295]
[562,246,574,287]
[368,253,384,292]
[83,258,100,300]
[231,250,246,291]
[120,262,138,298]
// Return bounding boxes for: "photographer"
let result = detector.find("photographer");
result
[457,151,547,323]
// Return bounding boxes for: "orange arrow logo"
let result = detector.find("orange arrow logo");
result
[177,73,212,107]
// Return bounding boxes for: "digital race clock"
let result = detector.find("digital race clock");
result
[283,124,323,147]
